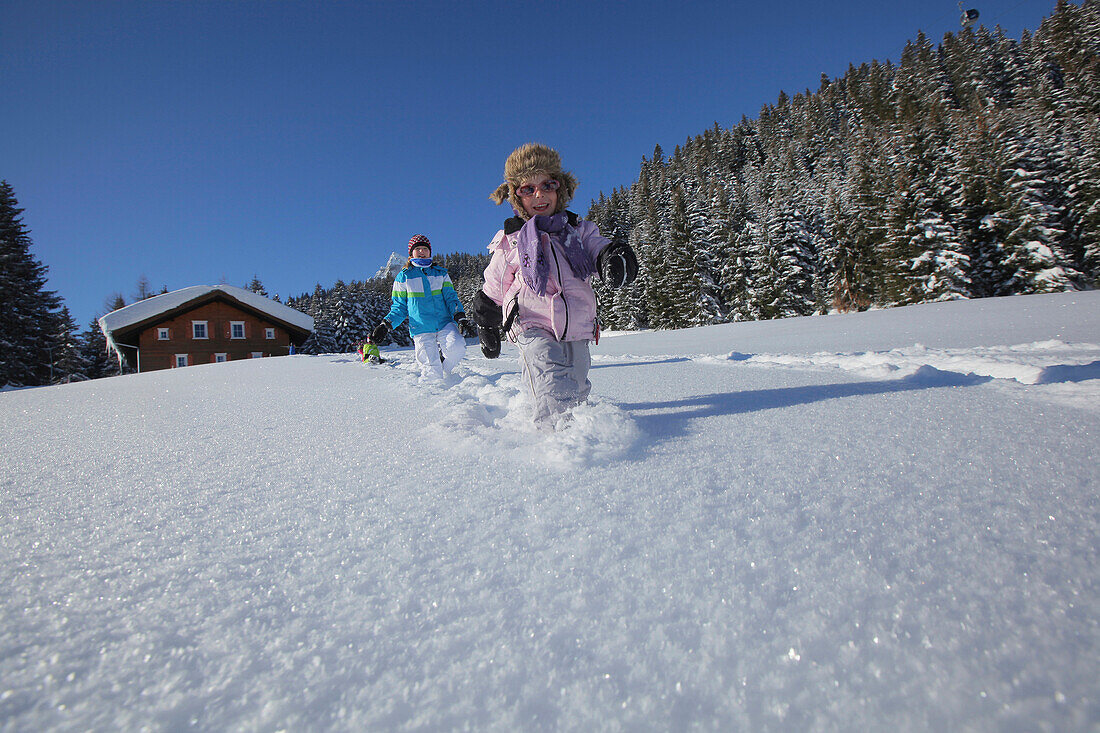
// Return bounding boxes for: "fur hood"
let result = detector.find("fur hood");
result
[489,143,578,220]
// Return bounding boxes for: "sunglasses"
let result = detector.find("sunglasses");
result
[516,179,560,198]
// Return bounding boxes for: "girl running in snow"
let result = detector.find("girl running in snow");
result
[373,235,474,381]
[472,143,637,427]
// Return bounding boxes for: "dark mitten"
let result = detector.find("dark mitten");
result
[471,290,505,358]
[371,321,390,343]
[597,241,639,288]
[454,312,476,338]
[471,290,503,330]
[478,324,501,359]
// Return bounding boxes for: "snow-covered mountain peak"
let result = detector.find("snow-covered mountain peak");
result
[373,252,405,280]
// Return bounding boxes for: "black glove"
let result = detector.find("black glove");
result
[453,312,476,338]
[471,291,504,358]
[597,241,638,289]
[478,324,501,359]
[371,321,390,343]
[471,290,503,330]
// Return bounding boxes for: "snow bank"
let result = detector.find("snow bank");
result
[715,339,1100,385]
[2,292,1098,731]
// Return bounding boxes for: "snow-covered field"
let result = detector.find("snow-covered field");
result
[3,291,1098,731]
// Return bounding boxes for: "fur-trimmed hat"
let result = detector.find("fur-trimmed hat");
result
[489,143,578,220]
[408,234,431,255]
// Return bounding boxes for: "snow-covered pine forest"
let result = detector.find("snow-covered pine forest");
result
[586,0,1100,330]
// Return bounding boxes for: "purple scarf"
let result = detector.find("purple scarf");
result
[515,213,596,296]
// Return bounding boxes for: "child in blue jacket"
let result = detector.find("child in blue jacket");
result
[372,235,474,381]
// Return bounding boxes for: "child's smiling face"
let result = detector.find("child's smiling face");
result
[518,173,559,218]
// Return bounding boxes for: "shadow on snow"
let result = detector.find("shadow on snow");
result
[1036,360,1100,384]
[618,366,993,441]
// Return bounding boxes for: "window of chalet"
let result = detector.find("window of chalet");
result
[192,321,208,339]
[265,328,275,340]
[215,353,228,363]
[250,352,263,359]
[157,327,170,340]
[230,321,246,339]
[175,354,189,368]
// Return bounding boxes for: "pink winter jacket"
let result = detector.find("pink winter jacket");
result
[482,217,611,342]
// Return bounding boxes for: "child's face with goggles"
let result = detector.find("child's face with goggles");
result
[517,175,559,218]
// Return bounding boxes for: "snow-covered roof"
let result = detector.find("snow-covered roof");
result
[98,284,314,335]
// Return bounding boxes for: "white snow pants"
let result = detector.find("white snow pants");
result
[413,322,466,381]
[516,329,592,426]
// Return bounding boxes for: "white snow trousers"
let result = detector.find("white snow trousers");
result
[516,329,592,426]
[413,322,466,381]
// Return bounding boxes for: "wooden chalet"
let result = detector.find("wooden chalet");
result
[98,285,314,373]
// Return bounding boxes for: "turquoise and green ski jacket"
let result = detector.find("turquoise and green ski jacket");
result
[384,264,464,337]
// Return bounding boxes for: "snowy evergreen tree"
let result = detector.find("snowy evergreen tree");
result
[247,276,268,296]
[826,185,874,312]
[1065,115,1100,281]
[687,186,724,325]
[327,281,359,351]
[0,181,65,387]
[901,208,971,303]
[79,317,118,380]
[300,320,337,355]
[50,307,88,384]
[998,122,1079,293]
[762,200,817,317]
[658,186,703,329]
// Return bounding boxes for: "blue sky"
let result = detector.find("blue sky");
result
[1,0,1059,328]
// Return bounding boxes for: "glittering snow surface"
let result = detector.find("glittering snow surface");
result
[3,291,1098,730]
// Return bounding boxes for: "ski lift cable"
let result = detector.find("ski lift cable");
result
[980,0,1047,30]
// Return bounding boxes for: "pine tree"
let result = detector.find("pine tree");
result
[0,181,65,387]
[826,185,873,312]
[722,231,754,321]
[998,119,1079,292]
[659,186,703,328]
[626,176,659,330]
[301,321,337,355]
[79,317,118,380]
[104,293,127,313]
[50,306,88,383]
[762,199,817,317]
[330,282,372,352]
[687,187,724,325]
[247,275,268,296]
[1065,115,1100,281]
[701,185,737,323]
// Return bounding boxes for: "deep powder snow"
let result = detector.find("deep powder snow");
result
[2,291,1098,730]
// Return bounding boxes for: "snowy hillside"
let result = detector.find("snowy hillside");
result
[2,291,1098,731]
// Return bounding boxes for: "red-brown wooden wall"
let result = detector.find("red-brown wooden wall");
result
[135,301,296,371]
